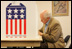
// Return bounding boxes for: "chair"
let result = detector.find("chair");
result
[64,35,71,48]
[64,35,70,43]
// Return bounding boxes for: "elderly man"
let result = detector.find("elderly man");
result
[38,10,65,48]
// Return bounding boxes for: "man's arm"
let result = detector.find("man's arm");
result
[42,24,61,43]
[39,27,43,33]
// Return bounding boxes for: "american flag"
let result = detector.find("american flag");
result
[6,3,26,38]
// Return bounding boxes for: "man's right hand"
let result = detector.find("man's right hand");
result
[38,31,43,36]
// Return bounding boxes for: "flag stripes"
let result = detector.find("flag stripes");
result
[6,19,8,35]
[6,19,26,38]
[11,19,13,35]
[15,19,17,35]
[24,19,26,35]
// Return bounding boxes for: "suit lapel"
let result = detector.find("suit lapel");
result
[43,18,53,33]
[43,24,45,33]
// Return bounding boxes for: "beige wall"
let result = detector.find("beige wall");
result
[36,1,71,48]
[36,1,71,38]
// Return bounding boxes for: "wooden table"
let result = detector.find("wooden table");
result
[1,37,42,47]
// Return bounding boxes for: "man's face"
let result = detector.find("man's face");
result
[40,10,50,24]
[40,16,50,24]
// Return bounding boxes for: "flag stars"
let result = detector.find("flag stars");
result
[7,8,26,19]
[14,9,18,13]
[14,14,18,18]
[8,14,12,18]
[20,9,25,13]
[20,14,25,18]
[8,9,12,13]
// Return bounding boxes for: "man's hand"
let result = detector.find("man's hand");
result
[38,31,43,36]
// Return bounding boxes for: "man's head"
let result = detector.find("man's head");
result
[40,10,51,24]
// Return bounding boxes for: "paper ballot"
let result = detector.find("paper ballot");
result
[1,1,39,40]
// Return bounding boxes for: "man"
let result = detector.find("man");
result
[38,10,65,48]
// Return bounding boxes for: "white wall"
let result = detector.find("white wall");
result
[36,1,71,48]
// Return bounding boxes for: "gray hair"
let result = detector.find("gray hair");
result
[43,12,51,19]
